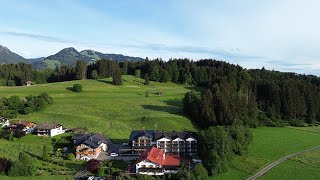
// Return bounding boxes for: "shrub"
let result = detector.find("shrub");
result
[23,107,33,115]
[91,70,99,80]
[86,159,101,174]
[7,80,16,86]
[9,153,36,176]
[43,145,50,161]
[0,158,12,175]
[98,166,104,176]
[68,153,75,161]
[72,84,83,92]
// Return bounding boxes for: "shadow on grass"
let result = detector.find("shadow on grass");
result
[25,151,43,161]
[97,79,113,85]
[141,99,201,131]
[142,105,182,115]
[65,87,74,92]
[65,161,84,170]
[184,86,205,93]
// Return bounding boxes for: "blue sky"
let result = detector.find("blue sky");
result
[0,0,320,75]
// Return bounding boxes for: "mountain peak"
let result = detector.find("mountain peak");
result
[0,45,26,64]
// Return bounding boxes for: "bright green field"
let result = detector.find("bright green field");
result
[214,126,320,180]
[0,75,195,141]
[261,148,320,180]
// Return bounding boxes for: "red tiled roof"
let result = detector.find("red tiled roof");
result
[138,147,180,166]
[13,120,31,126]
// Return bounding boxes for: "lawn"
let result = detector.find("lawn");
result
[0,75,196,142]
[214,126,320,180]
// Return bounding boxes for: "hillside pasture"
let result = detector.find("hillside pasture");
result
[0,75,195,141]
[214,127,320,179]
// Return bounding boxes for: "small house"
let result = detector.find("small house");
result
[26,81,32,86]
[34,123,65,137]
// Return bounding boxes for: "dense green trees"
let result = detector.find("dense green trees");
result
[0,93,53,118]
[0,63,33,86]
[198,126,233,175]
[8,152,36,176]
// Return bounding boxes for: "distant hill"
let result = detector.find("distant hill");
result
[42,48,144,69]
[0,44,144,69]
[0,45,27,64]
[80,50,144,62]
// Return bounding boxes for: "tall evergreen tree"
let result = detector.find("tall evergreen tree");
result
[112,66,122,85]
[75,60,87,80]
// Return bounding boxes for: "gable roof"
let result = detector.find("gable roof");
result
[13,120,35,127]
[154,131,196,141]
[130,130,155,141]
[34,123,61,130]
[72,133,111,149]
[137,147,180,166]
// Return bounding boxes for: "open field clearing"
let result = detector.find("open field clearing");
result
[214,127,320,179]
[0,75,196,141]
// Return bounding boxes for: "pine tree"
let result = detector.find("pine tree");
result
[75,60,87,80]
[144,73,149,85]
[112,66,122,85]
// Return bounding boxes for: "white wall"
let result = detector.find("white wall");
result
[50,126,64,137]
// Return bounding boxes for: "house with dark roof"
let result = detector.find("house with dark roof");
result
[34,123,64,137]
[120,130,197,156]
[135,147,180,175]
[71,133,110,161]
[0,116,9,127]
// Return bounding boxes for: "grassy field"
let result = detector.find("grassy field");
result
[261,148,320,180]
[214,126,320,180]
[0,75,195,142]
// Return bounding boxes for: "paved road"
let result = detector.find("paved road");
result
[247,146,320,180]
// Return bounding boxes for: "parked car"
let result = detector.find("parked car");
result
[110,152,119,157]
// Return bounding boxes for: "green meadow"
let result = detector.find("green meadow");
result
[0,75,195,141]
[260,148,320,180]
[214,127,320,179]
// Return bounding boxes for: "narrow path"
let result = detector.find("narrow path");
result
[247,146,320,180]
